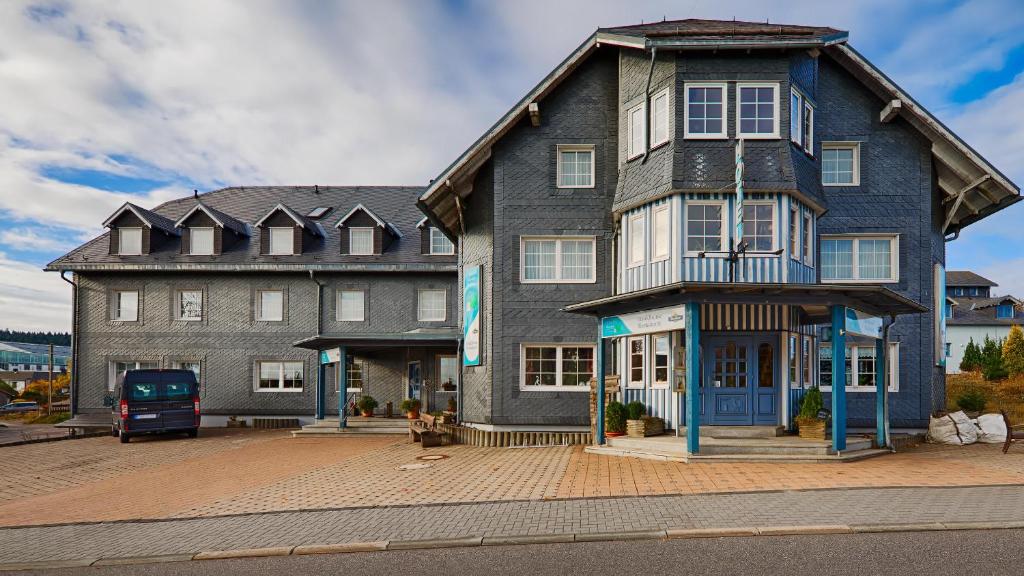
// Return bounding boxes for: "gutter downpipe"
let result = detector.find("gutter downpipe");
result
[60,271,79,416]
[640,46,658,164]
[309,271,326,420]
[882,316,895,451]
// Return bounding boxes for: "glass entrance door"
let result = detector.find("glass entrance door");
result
[706,338,753,425]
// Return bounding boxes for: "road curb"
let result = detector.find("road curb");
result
[850,522,947,533]
[941,520,1024,531]
[666,526,759,539]
[92,553,195,566]
[0,558,97,571]
[193,546,294,560]
[574,530,667,542]
[387,537,483,550]
[482,534,575,546]
[293,542,388,555]
[756,524,852,536]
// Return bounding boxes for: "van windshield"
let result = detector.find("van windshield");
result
[128,383,159,401]
[164,382,193,400]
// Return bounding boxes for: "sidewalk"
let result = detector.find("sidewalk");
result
[3,485,1024,568]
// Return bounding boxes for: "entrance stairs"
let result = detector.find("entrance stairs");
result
[290,417,408,438]
[586,425,888,463]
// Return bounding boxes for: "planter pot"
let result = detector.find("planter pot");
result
[627,416,665,438]
[406,411,419,420]
[439,411,456,425]
[360,410,374,417]
[796,418,827,440]
[606,431,625,437]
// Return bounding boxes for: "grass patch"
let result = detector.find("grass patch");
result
[947,372,1024,423]
[27,412,71,425]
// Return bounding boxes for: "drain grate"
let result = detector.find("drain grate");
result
[416,454,449,461]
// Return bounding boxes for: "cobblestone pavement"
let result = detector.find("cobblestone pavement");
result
[2,485,1024,564]
[3,430,1024,528]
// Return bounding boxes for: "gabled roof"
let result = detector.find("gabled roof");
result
[969,296,1021,310]
[254,203,322,236]
[600,19,847,47]
[948,295,1024,326]
[335,204,402,237]
[173,201,249,236]
[101,202,179,236]
[946,270,997,287]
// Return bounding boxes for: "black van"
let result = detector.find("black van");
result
[107,369,200,443]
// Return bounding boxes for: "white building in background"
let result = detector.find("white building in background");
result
[946,271,1023,374]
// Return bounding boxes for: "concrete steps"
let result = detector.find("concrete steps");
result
[291,417,409,437]
[678,425,786,439]
[586,434,885,463]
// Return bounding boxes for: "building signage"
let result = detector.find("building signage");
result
[935,263,946,367]
[319,347,341,365]
[844,308,882,339]
[601,306,685,338]
[463,265,482,366]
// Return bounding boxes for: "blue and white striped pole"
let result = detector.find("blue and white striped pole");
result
[735,138,745,244]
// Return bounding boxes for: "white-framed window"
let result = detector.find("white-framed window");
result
[349,227,374,255]
[653,333,670,388]
[652,204,670,262]
[172,361,201,383]
[556,145,595,188]
[628,213,645,267]
[790,89,803,144]
[741,202,776,252]
[821,235,899,283]
[737,82,779,138]
[428,227,455,255]
[256,361,304,391]
[627,336,645,388]
[626,102,646,160]
[417,289,446,321]
[520,344,594,390]
[685,202,726,255]
[822,142,860,186]
[684,82,727,139]
[337,361,364,393]
[176,289,203,321]
[256,290,283,322]
[268,227,294,255]
[337,290,365,322]
[819,342,899,392]
[190,227,214,255]
[108,360,160,391]
[802,101,814,155]
[520,236,596,283]
[803,336,814,388]
[113,290,139,322]
[650,88,670,147]
[803,213,813,266]
[118,227,142,255]
[789,206,800,260]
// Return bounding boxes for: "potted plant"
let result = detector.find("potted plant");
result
[625,401,664,437]
[357,395,378,417]
[795,387,827,440]
[605,401,627,437]
[399,398,420,420]
[441,379,457,392]
[439,397,457,424]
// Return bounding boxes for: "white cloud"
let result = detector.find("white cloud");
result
[0,252,71,332]
[0,227,85,253]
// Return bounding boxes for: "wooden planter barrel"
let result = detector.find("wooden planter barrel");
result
[796,417,827,440]
[626,416,665,438]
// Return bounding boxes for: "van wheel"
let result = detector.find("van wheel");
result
[119,433,130,444]
[187,429,198,438]
[111,426,119,437]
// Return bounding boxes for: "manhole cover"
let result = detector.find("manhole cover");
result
[416,454,449,461]
[397,463,432,471]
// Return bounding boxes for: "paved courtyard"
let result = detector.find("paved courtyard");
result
[2,428,1024,528]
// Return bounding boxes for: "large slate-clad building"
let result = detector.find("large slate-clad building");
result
[51,20,1018,448]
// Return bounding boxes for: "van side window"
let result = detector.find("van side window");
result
[129,383,159,401]
[164,382,192,399]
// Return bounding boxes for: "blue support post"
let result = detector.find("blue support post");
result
[685,302,701,455]
[596,329,606,445]
[316,358,325,420]
[831,305,847,452]
[338,346,348,429]
[875,337,887,448]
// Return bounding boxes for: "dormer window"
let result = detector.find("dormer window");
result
[269,227,294,255]
[997,304,1014,319]
[429,228,455,255]
[119,228,142,255]
[349,228,374,255]
[189,228,214,255]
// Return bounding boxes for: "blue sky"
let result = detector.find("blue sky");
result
[0,0,1022,331]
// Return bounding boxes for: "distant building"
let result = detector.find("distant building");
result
[945,271,1023,373]
[0,342,70,391]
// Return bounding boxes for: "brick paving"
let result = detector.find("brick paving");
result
[3,485,1024,563]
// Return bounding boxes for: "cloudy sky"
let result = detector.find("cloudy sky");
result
[1,0,1022,332]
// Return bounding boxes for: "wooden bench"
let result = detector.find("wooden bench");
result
[1001,411,1024,454]
[409,413,448,448]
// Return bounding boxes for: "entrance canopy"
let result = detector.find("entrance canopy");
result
[293,329,460,350]
[564,281,927,322]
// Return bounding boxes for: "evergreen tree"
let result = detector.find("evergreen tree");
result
[960,338,983,373]
[982,335,1008,381]
[1002,325,1024,377]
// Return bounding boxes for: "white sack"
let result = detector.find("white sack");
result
[976,413,1008,444]
[928,411,978,445]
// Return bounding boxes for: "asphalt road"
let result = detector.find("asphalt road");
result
[16,529,1024,576]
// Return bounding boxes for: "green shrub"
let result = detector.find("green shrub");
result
[960,338,983,373]
[399,399,420,413]
[798,387,824,420]
[982,336,1007,381]
[625,401,645,420]
[605,401,627,433]
[356,395,378,414]
[1003,325,1024,377]
[956,388,987,413]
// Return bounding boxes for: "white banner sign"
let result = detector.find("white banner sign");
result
[601,306,685,338]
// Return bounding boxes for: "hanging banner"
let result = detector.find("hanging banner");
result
[735,138,745,243]
[319,347,341,365]
[844,308,882,339]
[601,306,685,338]
[463,265,482,366]
[935,263,946,367]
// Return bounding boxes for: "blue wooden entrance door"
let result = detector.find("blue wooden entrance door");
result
[703,335,779,425]
[705,337,753,425]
